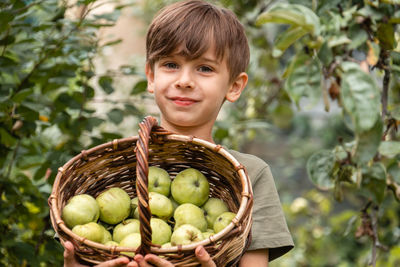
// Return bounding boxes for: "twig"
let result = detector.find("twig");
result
[12,0,46,14]
[381,67,390,121]
[370,205,378,267]
[380,50,390,121]
[6,139,21,180]
[368,204,388,266]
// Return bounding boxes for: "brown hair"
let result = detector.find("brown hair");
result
[146,0,249,83]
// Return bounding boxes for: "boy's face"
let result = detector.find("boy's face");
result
[146,46,247,132]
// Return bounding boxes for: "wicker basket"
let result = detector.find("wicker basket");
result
[49,116,253,266]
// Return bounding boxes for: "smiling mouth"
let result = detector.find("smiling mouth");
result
[170,97,198,106]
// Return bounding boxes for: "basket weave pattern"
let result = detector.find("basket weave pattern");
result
[49,116,253,266]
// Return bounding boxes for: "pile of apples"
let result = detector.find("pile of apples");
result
[62,167,236,256]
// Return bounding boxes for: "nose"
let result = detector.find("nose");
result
[174,68,194,89]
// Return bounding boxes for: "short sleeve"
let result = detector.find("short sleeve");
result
[227,149,294,261]
[248,164,294,261]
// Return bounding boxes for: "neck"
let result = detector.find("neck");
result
[160,120,215,144]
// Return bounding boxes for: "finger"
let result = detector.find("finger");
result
[127,261,138,267]
[95,257,130,267]
[133,254,153,267]
[64,241,78,267]
[144,254,174,267]
[195,246,216,267]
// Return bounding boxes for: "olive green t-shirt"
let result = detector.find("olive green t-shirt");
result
[229,150,294,262]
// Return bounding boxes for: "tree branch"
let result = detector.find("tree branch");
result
[369,205,388,266]
[381,51,390,121]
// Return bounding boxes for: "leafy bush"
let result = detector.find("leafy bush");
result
[0,0,142,265]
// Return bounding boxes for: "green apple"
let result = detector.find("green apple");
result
[72,222,104,243]
[169,196,179,213]
[62,194,100,229]
[149,192,173,220]
[133,207,139,219]
[171,168,209,206]
[119,233,141,257]
[148,166,171,196]
[202,231,214,240]
[213,212,236,233]
[130,197,138,218]
[171,224,204,246]
[174,203,207,232]
[113,219,140,243]
[202,198,229,229]
[151,218,172,245]
[161,242,172,248]
[96,187,131,225]
[98,221,113,232]
[105,240,119,246]
[98,223,112,244]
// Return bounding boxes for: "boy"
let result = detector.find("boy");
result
[64,0,294,266]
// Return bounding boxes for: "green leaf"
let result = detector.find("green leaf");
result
[86,117,104,131]
[327,35,352,47]
[348,25,368,50]
[0,55,19,66]
[0,35,16,46]
[284,52,322,109]
[360,163,387,204]
[98,76,114,94]
[101,39,123,47]
[256,3,320,35]
[307,150,336,190]
[12,88,33,103]
[381,0,400,4]
[379,141,400,158]
[353,119,383,164]
[0,11,13,34]
[107,108,124,125]
[34,163,50,181]
[272,26,308,57]
[18,104,39,121]
[0,128,17,147]
[213,127,229,141]
[10,242,38,265]
[101,131,123,140]
[93,10,121,22]
[387,161,400,184]
[131,80,147,95]
[317,41,333,66]
[78,0,98,4]
[377,23,395,50]
[388,75,400,119]
[124,104,142,116]
[340,62,380,133]
[17,155,44,169]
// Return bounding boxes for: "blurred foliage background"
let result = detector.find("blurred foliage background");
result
[1,0,400,266]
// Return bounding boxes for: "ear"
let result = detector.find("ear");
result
[225,72,248,102]
[145,62,155,93]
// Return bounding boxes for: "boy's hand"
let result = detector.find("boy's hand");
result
[194,246,217,267]
[131,246,216,267]
[63,241,132,267]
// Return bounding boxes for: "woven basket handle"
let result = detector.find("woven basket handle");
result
[135,116,166,255]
